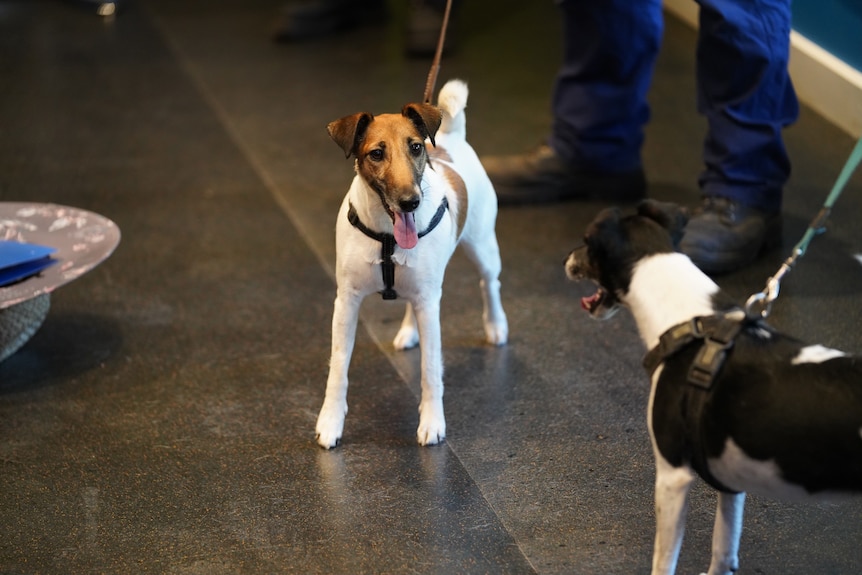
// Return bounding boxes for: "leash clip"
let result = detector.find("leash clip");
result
[744,136,862,319]
[744,260,790,319]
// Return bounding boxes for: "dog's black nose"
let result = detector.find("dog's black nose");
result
[399,197,420,213]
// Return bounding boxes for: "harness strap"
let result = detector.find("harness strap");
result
[684,386,738,494]
[644,313,753,494]
[347,198,449,300]
[688,318,744,389]
[643,313,752,388]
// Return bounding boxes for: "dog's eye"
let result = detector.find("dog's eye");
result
[409,142,423,157]
[368,149,384,162]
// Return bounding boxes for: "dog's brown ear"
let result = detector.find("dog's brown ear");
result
[402,103,442,147]
[636,200,689,246]
[327,112,374,158]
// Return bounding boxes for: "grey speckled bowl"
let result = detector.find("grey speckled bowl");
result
[0,203,120,361]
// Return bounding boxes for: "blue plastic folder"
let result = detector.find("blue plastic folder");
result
[0,240,57,287]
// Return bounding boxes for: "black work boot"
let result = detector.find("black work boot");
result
[680,196,782,274]
[480,145,646,205]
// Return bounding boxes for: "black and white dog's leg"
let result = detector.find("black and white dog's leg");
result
[411,291,446,445]
[393,302,420,350]
[652,457,696,575]
[703,492,745,575]
[316,288,362,448]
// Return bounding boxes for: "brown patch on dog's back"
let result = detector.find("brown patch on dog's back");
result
[428,144,468,237]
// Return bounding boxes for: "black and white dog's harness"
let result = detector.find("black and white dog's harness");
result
[643,312,767,493]
[643,313,756,389]
[347,198,449,300]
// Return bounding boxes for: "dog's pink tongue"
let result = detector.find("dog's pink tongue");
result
[394,212,418,249]
[581,293,601,312]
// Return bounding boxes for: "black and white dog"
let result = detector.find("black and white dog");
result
[565,200,862,575]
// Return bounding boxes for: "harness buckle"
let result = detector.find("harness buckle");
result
[688,338,730,389]
[686,318,743,389]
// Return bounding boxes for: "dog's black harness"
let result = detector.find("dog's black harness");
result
[347,198,449,300]
[643,312,766,493]
[643,313,753,389]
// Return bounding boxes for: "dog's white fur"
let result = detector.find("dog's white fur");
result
[316,79,508,448]
[627,253,722,351]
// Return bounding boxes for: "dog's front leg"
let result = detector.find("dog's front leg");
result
[316,289,362,449]
[703,492,745,575]
[652,459,695,575]
[411,292,446,445]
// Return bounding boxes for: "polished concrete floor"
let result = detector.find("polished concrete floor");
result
[2,1,862,573]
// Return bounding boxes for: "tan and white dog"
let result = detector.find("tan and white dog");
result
[315,79,508,449]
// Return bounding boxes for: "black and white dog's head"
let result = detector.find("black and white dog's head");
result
[565,200,688,319]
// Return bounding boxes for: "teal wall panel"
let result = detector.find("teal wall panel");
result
[793,0,862,71]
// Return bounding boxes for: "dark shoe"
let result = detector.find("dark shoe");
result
[481,145,646,205]
[405,0,457,57]
[273,0,387,42]
[680,196,782,274]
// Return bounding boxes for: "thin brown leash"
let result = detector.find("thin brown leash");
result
[422,0,454,104]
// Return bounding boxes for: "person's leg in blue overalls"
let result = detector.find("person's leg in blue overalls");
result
[481,0,798,274]
[680,0,798,273]
[482,0,661,205]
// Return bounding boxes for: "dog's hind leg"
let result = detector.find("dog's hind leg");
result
[479,275,508,346]
[652,459,695,575]
[393,302,420,350]
[460,234,508,346]
[704,492,745,575]
[316,289,362,449]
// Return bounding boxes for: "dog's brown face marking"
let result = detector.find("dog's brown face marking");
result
[328,103,444,248]
[354,113,428,213]
[327,103,443,217]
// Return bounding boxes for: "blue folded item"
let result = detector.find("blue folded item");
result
[0,240,58,287]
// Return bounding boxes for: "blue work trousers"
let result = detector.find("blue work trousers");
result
[551,0,799,212]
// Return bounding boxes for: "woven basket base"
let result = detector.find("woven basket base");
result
[0,293,51,363]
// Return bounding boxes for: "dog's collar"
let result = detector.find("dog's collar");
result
[643,312,757,389]
[347,198,449,300]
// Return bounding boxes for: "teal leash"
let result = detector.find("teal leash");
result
[746,136,862,319]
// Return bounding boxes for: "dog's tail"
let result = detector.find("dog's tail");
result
[437,79,468,139]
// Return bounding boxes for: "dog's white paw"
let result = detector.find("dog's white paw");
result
[417,421,446,446]
[417,401,446,446]
[315,401,347,449]
[393,325,419,350]
[484,319,508,346]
